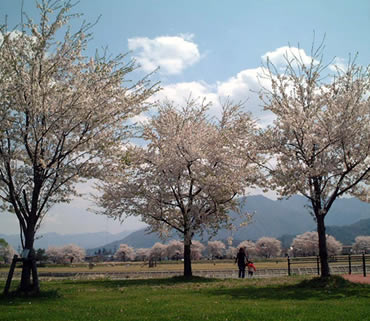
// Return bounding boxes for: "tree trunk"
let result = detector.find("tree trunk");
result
[19,227,39,293]
[183,232,192,277]
[316,214,330,277]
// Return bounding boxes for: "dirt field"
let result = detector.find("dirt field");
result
[342,274,370,284]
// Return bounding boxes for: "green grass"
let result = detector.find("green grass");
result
[0,276,369,321]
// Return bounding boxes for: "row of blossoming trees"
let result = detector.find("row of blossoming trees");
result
[3,234,370,266]
[0,239,17,264]
[1,0,369,291]
[111,235,370,262]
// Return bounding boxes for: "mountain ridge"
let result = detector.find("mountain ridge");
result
[0,230,134,251]
[87,195,370,253]
[2,195,369,252]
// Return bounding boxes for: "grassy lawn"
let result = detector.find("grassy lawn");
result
[0,276,369,321]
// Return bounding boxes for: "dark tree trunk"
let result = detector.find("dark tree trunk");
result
[183,232,192,277]
[316,214,330,277]
[20,259,32,291]
[19,226,39,293]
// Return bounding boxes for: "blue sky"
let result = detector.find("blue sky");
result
[3,0,369,83]
[1,0,369,235]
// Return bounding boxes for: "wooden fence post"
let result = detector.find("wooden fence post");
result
[316,256,320,276]
[348,254,352,275]
[287,256,291,276]
[3,255,18,295]
[363,253,367,277]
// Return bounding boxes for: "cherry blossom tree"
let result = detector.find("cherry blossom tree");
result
[0,1,157,292]
[45,246,61,264]
[225,246,238,259]
[97,99,260,277]
[61,244,86,263]
[352,236,370,254]
[207,240,226,259]
[191,240,205,260]
[0,239,17,264]
[323,233,343,256]
[237,240,257,258]
[149,242,167,261]
[259,44,369,276]
[135,248,150,261]
[46,244,85,264]
[114,244,135,261]
[255,237,282,258]
[166,240,184,260]
[0,238,8,263]
[290,231,317,257]
[291,231,342,257]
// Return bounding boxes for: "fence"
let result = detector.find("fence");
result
[1,254,368,283]
[287,254,368,277]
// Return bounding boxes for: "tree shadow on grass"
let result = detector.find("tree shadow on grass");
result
[208,276,370,301]
[0,276,216,304]
[0,288,61,306]
[62,275,218,289]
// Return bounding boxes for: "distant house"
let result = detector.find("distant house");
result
[342,246,352,255]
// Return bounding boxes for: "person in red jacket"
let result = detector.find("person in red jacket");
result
[247,260,256,277]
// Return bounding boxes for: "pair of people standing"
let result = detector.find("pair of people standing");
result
[235,247,256,278]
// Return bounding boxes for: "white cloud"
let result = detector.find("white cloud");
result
[144,46,323,126]
[153,67,275,122]
[130,114,150,125]
[156,81,218,105]
[246,187,278,200]
[0,30,16,44]
[0,30,36,45]
[150,46,319,126]
[262,46,317,68]
[329,57,348,72]
[40,199,146,235]
[217,67,268,102]
[1,196,146,236]
[128,35,201,75]
[153,81,221,116]
[217,67,275,122]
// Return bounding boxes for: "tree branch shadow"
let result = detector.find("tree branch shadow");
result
[0,288,61,306]
[62,275,218,289]
[208,276,370,301]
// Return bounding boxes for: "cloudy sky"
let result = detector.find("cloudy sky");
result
[1,0,369,235]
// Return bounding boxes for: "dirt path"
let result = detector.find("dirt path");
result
[342,274,370,284]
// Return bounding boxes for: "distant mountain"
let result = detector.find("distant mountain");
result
[2,195,367,252]
[88,195,369,252]
[87,229,163,255]
[288,196,370,226]
[0,230,134,251]
[327,218,370,245]
[279,218,370,248]
[226,195,316,241]
[227,195,370,241]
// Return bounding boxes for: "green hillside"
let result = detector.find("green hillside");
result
[327,218,370,245]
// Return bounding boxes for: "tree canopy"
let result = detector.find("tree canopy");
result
[97,99,262,276]
[259,44,369,275]
[0,0,157,292]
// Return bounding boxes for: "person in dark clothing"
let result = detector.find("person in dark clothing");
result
[235,247,247,278]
